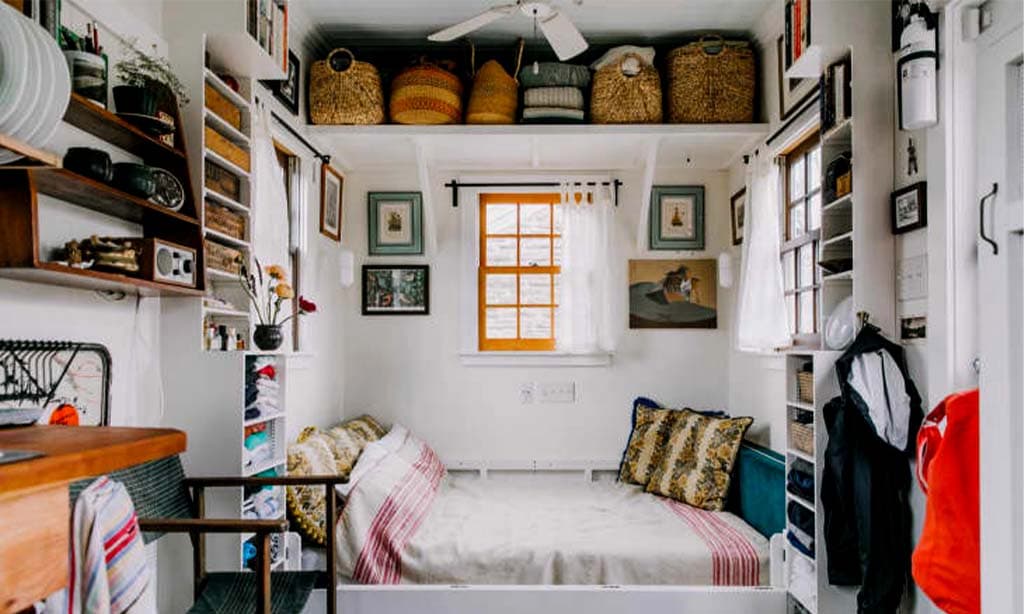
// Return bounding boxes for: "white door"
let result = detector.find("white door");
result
[975,1,1024,612]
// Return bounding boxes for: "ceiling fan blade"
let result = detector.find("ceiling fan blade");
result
[538,9,588,60]
[427,5,518,42]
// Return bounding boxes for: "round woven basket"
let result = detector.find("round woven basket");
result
[467,40,523,125]
[590,54,662,124]
[308,48,385,125]
[390,61,464,125]
[666,36,755,124]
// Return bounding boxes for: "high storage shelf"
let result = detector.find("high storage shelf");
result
[0,94,205,296]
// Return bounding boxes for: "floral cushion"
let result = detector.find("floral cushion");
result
[645,408,753,511]
[618,403,679,486]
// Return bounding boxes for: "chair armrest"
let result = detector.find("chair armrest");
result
[138,517,289,534]
[183,475,347,488]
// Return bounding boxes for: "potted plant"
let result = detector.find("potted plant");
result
[112,40,189,118]
[239,260,316,351]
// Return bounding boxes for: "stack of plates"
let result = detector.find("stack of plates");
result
[0,3,71,164]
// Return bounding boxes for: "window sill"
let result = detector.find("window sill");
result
[458,351,612,367]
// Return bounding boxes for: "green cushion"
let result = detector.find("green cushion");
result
[726,443,785,538]
[188,571,319,614]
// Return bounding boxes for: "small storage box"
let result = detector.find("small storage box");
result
[797,371,814,404]
[205,160,241,201]
[206,202,246,240]
[204,82,242,130]
[205,125,250,172]
[789,421,814,456]
[205,239,243,274]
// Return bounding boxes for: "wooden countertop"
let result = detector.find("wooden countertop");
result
[0,426,186,493]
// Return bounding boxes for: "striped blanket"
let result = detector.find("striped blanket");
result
[335,431,767,586]
[67,476,150,614]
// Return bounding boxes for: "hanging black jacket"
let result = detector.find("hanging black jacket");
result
[821,325,923,614]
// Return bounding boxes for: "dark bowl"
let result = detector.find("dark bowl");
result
[111,163,157,199]
[113,85,158,117]
[63,147,112,182]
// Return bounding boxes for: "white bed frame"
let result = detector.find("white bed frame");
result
[302,460,790,614]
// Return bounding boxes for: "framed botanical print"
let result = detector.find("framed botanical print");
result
[368,192,423,255]
[891,181,927,234]
[730,187,746,246]
[776,35,819,121]
[649,186,705,251]
[362,265,429,315]
[320,164,343,241]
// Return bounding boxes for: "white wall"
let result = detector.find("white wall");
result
[338,167,742,461]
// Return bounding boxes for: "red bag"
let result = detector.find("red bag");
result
[912,389,980,614]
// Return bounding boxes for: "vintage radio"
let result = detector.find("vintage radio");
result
[137,238,197,287]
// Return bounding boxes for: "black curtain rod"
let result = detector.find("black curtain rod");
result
[445,179,623,208]
[256,96,332,165]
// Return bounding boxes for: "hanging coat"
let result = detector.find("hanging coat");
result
[821,325,923,614]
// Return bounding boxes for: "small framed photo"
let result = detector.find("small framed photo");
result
[261,49,301,116]
[891,182,927,234]
[368,192,423,255]
[320,164,344,242]
[901,315,927,341]
[649,186,705,251]
[730,187,746,246]
[362,265,429,316]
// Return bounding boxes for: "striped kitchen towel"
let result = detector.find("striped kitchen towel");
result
[523,87,585,110]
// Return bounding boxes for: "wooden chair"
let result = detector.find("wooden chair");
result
[70,456,342,614]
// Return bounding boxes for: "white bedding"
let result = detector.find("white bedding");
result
[335,432,769,586]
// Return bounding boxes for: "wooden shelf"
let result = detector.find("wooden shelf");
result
[204,68,252,110]
[0,133,61,169]
[62,94,186,164]
[32,168,200,226]
[204,188,249,213]
[205,227,250,249]
[0,261,204,297]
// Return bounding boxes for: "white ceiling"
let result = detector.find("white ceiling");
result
[296,0,773,42]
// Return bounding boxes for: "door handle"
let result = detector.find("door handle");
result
[979,183,999,255]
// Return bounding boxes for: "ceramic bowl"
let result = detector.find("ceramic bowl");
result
[111,162,156,199]
[64,147,113,182]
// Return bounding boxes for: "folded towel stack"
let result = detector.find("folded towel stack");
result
[518,62,590,124]
[243,358,280,470]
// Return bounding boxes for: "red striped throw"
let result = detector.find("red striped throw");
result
[663,498,761,586]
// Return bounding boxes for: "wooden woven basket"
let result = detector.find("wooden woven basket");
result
[666,36,755,124]
[797,371,814,404]
[790,420,814,456]
[206,202,246,240]
[390,60,464,125]
[205,125,250,172]
[590,54,662,124]
[309,48,385,125]
[205,240,242,274]
[466,41,523,125]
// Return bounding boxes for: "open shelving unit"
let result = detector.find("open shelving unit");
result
[0,132,61,169]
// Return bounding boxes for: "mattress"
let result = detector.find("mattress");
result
[335,439,769,587]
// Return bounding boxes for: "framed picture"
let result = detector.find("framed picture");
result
[891,182,927,234]
[900,315,927,341]
[320,164,343,241]
[649,186,705,251]
[629,259,718,329]
[730,187,746,246]
[362,265,429,316]
[261,49,300,115]
[368,192,423,255]
[776,36,819,121]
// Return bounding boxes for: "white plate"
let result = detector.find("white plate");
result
[0,4,31,132]
[824,296,856,350]
[19,18,57,147]
[3,14,43,141]
[26,15,69,150]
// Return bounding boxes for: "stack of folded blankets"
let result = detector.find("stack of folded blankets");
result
[245,357,279,421]
[518,61,591,124]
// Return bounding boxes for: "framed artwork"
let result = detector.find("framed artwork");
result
[362,265,429,315]
[320,163,343,241]
[776,36,819,121]
[891,182,927,234]
[261,49,300,115]
[730,187,746,246]
[649,186,705,251]
[900,315,927,341]
[629,259,718,329]
[368,192,423,255]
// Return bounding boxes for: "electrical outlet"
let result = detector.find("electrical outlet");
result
[519,383,536,404]
[537,382,576,404]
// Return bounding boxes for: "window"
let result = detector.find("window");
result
[478,193,562,351]
[273,141,302,348]
[781,133,822,342]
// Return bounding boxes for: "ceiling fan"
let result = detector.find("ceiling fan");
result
[427,1,589,61]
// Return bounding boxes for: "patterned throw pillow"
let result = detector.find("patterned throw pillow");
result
[619,404,679,485]
[645,408,753,511]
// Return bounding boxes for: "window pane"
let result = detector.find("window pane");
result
[786,294,797,336]
[519,205,550,234]
[553,237,563,266]
[798,244,814,288]
[485,308,517,338]
[783,251,796,290]
[553,205,563,234]
[486,204,517,234]
[520,307,552,338]
[790,203,805,239]
[799,291,815,334]
[809,193,821,231]
[520,238,551,266]
[485,274,516,305]
[808,148,821,191]
[519,274,551,305]
[486,238,517,266]
[790,157,805,199]
[553,274,561,305]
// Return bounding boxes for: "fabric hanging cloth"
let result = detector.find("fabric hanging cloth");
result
[555,182,615,353]
[912,389,980,614]
[735,154,790,352]
[252,104,291,283]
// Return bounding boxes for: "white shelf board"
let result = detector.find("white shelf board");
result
[788,400,815,412]
[244,411,286,427]
[206,33,286,81]
[822,231,853,247]
[205,227,250,250]
[206,267,240,282]
[822,270,853,282]
[821,118,852,145]
[205,149,250,179]
[787,492,815,513]
[822,192,852,213]
[204,305,250,318]
[784,43,848,79]
[204,109,250,147]
[204,68,252,110]
[244,456,286,477]
[787,448,815,464]
[204,188,250,213]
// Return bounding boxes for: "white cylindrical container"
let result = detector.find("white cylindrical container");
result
[897,15,939,130]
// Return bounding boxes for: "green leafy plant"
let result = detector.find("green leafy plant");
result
[113,40,189,105]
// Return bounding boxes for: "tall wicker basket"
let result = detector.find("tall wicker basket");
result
[309,48,385,125]
[390,60,464,125]
[466,40,524,125]
[590,54,662,124]
[666,36,755,124]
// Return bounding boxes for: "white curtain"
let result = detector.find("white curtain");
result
[736,155,791,352]
[556,182,615,353]
[252,105,291,275]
